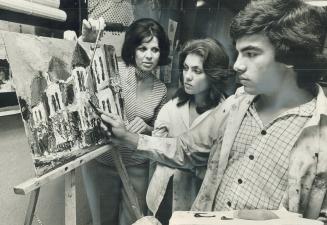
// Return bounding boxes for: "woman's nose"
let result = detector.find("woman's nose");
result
[184,70,192,81]
[144,50,153,59]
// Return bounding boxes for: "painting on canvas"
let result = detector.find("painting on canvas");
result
[1,31,124,176]
[0,36,19,114]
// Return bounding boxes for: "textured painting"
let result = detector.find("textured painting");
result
[2,31,124,176]
[0,36,19,113]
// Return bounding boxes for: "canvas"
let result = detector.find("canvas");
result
[0,35,19,115]
[1,31,124,176]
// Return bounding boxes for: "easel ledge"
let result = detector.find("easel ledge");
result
[14,144,113,195]
[14,144,143,225]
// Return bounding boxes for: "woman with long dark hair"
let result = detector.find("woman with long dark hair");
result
[81,18,170,225]
[146,38,230,224]
[100,38,230,224]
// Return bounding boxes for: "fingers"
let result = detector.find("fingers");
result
[130,122,146,133]
[81,18,102,42]
[101,113,120,127]
[100,122,109,132]
[126,117,147,133]
[126,117,140,130]
[83,18,99,31]
[82,19,92,30]
[97,107,105,115]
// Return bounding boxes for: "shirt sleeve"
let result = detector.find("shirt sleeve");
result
[136,103,228,169]
[152,100,171,138]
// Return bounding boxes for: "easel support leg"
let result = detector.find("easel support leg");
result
[111,150,143,220]
[24,188,40,225]
[65,169,76,225]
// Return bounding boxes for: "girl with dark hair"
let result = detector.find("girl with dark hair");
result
[99,38,230,224]
[145,38,229,224]
[80,18,170,225]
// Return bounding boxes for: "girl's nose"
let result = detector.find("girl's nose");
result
[184,70,193,81]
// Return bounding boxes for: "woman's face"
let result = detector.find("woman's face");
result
[135,36,160,72]
[183,53,210,95]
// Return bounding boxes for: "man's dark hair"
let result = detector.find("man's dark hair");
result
[121,18,170,66]
[230,0,327,90]
[173,38,229,114]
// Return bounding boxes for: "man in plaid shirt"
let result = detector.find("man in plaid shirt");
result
[102,0,327,223]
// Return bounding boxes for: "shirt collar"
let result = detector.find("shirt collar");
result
[248,88,318,118]
[135,68,153,80]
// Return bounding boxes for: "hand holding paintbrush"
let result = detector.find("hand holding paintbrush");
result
[88,100,137,147]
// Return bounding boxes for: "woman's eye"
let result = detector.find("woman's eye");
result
[138,47,147,52]
[194,69,202,74]
[152,48,160,53]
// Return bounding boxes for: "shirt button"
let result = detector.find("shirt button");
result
[261,130,267,135]
[249,155,254,160]
[227,201,232,207]
[238,179,243,184]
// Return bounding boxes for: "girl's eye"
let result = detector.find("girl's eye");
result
[194,69,202,74]
[152,48,160,53]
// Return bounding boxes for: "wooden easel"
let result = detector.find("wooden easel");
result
[14,145,143,225]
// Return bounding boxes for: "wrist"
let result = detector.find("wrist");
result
[123,131,139,148]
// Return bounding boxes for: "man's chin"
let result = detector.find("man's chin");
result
[243,86,258,95]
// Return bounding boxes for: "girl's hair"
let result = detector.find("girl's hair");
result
[173,38,230,114]
[121,18,170,67]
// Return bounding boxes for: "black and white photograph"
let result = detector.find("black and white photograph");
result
[1,1,327,225]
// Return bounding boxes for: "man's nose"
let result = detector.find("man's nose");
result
[233,56,246,74]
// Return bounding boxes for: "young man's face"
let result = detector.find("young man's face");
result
[233,34,288,96]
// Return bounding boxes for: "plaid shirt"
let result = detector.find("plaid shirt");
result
[137,86,327,219]
[214,98,316,210]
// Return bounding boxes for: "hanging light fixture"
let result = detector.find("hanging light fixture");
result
[304,0,327,6]
[0,0,66,22]
[196,0,206,7]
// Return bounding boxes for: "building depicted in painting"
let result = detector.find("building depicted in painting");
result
[13,40,125,176]
[91,44,124,118]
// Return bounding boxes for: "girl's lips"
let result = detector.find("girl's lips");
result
[184,83,192,88]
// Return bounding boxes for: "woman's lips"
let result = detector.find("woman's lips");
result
[184,83,192,89]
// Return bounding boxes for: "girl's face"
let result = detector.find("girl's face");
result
[135,36,160,72]
[183,53,210,95]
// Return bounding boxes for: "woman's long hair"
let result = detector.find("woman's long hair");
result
[173,38,230,114]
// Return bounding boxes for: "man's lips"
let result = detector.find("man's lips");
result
[239,77,250,82]
[238,76,248,81]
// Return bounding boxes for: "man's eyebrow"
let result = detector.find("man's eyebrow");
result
[239,45,263,53]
